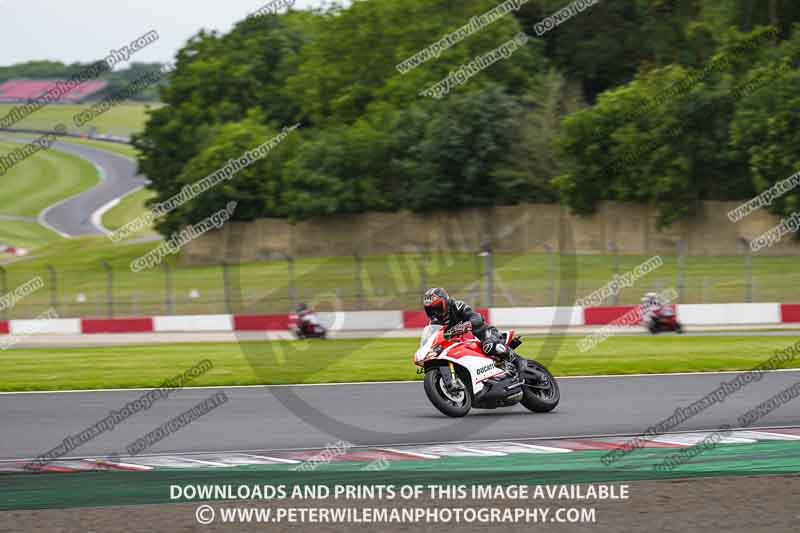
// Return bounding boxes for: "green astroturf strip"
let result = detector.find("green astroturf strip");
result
[3,441,800,510]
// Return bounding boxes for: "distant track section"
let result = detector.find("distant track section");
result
[1,136,147,237]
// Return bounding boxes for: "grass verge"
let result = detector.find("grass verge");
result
[0,102,152,137]
[101,187,156,233]
[0,335,796,392]
[0,140,100,248]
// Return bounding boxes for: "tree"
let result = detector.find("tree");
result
[730,27,800,220]
[554,26,777,227]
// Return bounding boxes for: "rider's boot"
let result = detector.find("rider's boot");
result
[509,352,527,375]
[495,348,527,378]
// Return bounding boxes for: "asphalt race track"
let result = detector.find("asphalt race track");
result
[2,370,799,462]
[1,136,148,237]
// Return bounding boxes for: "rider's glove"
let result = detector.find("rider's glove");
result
[444,321,471,339]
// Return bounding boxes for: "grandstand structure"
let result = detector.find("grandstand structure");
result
[0,79,107,103]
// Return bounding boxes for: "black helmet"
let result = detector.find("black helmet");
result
[296,303,308,313]
[423,287,450,324]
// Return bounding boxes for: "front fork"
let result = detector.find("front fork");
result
[427,362,463,392]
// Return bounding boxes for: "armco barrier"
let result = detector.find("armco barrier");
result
[82,317,153,334]
[677,303,780,325]
[491,306,584,327]
[317,310,403,331]
[403,308,490,329]
[9,318,81,335]
[0,303,796,336]
[781,304,800,323]
[153,314,233,332]
[583,304,676,326]
[233,314,290,331]
[583,306,638,326]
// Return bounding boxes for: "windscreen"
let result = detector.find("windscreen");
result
[419,324,441,348]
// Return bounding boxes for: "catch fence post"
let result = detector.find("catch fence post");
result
[0,266,6,319]
[287,255,297,310]
[418,249,429,293]
[102,261,113,318]
[675,240,685,303]
[46,264,58,314]
[480,244,494,309]
[163,262,175,315]
[353,252,365,309]
[222,262,232,314]
[544,244,556,306]
[740,238,753,303]
[609,241,620,305]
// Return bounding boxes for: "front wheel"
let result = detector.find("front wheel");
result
[424,367,472,417]
[520,360,560,413]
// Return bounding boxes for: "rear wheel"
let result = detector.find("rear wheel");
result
[424,367,472,417]
[520,360,560,413]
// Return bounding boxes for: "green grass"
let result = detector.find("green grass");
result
[0,220,59,250]
[0,141,99,216]
[0,133,150,239]
[0,140,100,249]
[0,335,796,391]
[0,102,153,137]
[101,187,156,234]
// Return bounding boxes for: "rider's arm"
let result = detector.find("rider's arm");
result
[453,300,489,340]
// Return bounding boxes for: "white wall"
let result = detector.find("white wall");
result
[491,306,585,327]
[677,303,781,325]
[153,314,234,332]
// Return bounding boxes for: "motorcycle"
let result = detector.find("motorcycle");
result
[289,312,327,339]
[644,307,683,335]
[413,323,560,417]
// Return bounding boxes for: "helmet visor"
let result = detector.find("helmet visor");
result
[424,298,447,323]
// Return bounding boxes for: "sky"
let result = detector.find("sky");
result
[0,0,336,67]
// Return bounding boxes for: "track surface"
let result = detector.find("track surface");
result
[4,326,800,349]
[2,370,800,462]
[1,136,147,237]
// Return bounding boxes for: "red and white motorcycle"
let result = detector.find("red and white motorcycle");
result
[413,323,560,417]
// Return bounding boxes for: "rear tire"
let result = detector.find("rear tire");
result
[520,360,560,413]
[424,367,472,417]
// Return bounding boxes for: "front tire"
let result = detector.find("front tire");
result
[424,367,472,417]
[520,360,560,413]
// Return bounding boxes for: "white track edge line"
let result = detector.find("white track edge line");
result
[3,367,800,395]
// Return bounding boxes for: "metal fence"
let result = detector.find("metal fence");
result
[0,246,795,319]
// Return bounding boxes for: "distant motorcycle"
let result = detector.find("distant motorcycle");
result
[289,311,327,339]
[645,307,683,334]
[413,323,559,417]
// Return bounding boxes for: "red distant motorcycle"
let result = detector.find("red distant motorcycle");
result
[289,307,327,339]
[645,307,684,335]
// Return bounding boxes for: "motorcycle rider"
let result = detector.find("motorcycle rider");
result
[292,303,322,336]
[423,287,526,373]
[640,292,663,328]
